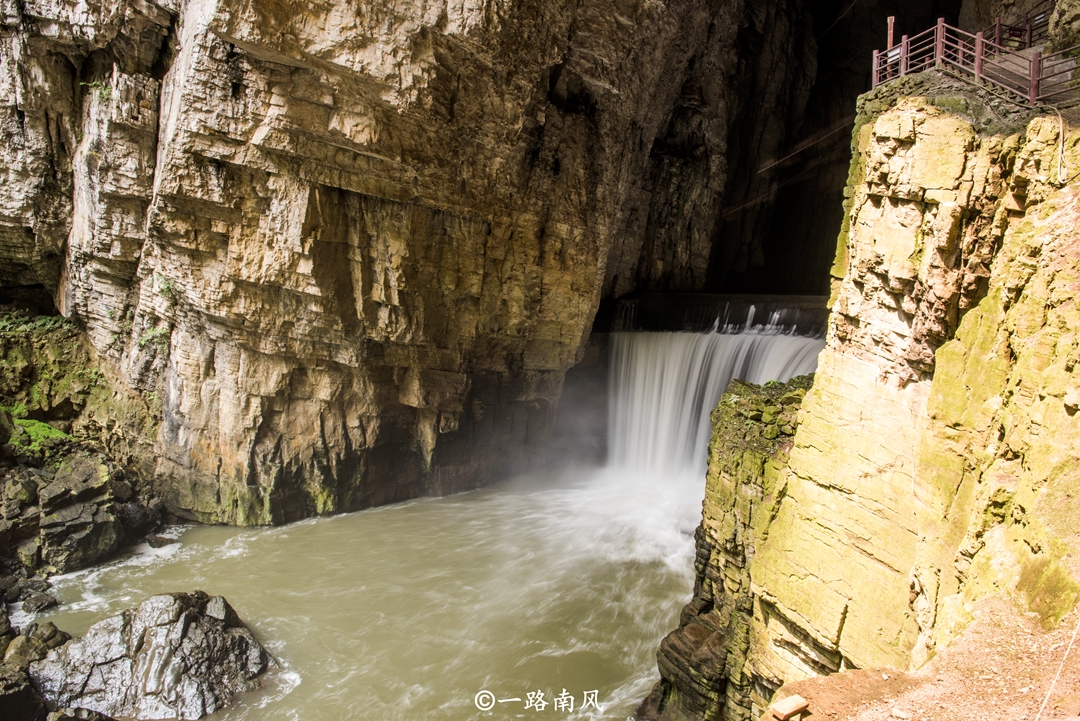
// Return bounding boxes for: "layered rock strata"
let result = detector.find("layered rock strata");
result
[645,88,1080,720]
[0,0,846,523]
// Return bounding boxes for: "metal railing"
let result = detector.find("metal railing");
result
[980,0,1054,51]
[872,16,1080,106]
[1040,44,1080,101]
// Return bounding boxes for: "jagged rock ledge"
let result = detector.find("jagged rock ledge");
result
[641,84,1080,720]
[0,591,271,721]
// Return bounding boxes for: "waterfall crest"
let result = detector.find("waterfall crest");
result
[608,331,826,476]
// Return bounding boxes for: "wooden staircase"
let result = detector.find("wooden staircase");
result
[872,9,1080,107]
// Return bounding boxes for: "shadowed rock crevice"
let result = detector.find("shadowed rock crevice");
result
[0,0,1008,525]
[304,186,361,334]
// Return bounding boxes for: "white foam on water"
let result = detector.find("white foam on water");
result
[30,327,824,720]
[8,601,30,629]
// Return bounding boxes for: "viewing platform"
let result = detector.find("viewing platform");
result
[872,1,1080,106]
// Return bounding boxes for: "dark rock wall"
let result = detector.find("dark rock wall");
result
[0,0,994,523]
[708,0,963,295]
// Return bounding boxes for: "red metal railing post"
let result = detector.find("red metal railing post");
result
[994,17,1002,47]
[935,18,945,67]
[1025,22,1033,49]
[900,35,910,76]
[872,50,880,87]
[975,31,984,80]
[1029,49,1042,104]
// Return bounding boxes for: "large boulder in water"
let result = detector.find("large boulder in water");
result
[30,592,272,720]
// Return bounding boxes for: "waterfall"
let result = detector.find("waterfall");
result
[608,328,826,476]
[32,309,827,721]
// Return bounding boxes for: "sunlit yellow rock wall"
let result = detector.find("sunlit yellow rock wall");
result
[765,101,1080,677]
[759,101,1080,700]
[647,93,1080,721]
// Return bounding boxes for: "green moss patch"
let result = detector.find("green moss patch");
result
[1018,554,1080,629]
[0,307,160,480]
[11,418,70,453]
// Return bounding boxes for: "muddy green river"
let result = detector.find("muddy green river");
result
[30,329,825,720]
[36,467,701,720]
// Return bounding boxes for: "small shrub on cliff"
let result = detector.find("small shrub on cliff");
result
[137,325,172,350]
[0,312,71,334]
[80,80,112,102]
[153,273,178,304]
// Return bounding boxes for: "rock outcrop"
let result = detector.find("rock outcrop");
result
[644,83,1080,720]
[1,614,71,721]
[0,0,961,524]
[31,592,271,720]
[639,375,815,721]
[1,309,163,577]
[4,620,71,668]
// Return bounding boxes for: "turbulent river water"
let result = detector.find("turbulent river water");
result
[33,329,825,720]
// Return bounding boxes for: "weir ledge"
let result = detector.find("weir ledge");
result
[596,294,831,335]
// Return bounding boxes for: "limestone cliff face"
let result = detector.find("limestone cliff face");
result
[0,0,831,522]
[639,376,815,721]
[645,88,1080,720]
[959,0,1054,31]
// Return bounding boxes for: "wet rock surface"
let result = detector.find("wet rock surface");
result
[31,592,271,720]
[46,710,117,721]
[0,609,71,721]
[4,620,71,668]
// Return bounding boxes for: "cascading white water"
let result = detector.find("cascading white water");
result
[32,312,829,721]
[608,329,826,476]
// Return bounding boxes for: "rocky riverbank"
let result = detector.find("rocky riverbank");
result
[0,592,271,721]
[1,307,166,613]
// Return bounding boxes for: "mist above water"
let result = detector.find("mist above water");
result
[36,326,824,720]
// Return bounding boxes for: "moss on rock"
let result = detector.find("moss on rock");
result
[0,308,158,482]
[645,373,817,721]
